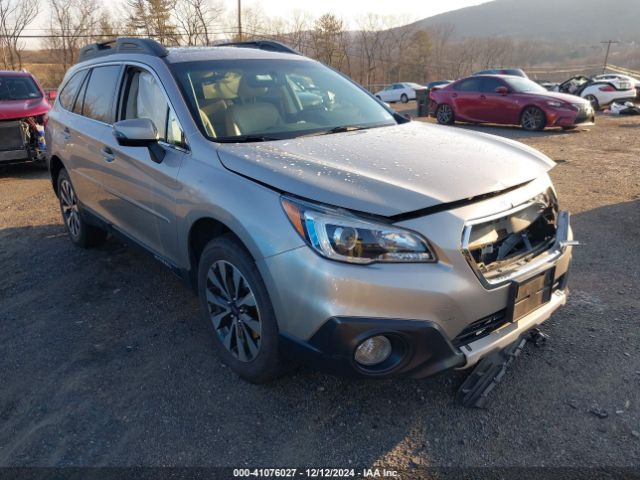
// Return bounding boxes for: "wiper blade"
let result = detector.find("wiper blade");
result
[216,135,283,143]
[302,125,370,137]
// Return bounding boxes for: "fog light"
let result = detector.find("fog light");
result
[354,335,392,366]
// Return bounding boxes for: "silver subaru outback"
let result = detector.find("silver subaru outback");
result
[46,38,573,384]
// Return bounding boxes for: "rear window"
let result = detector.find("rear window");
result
[0,75,41,101]
[59,70,88,111]
[82,66,121,123]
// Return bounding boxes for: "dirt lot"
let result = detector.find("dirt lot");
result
[0,112,639,474]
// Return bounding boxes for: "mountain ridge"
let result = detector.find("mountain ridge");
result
[408,0,640,41]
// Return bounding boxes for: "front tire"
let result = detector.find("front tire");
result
[197,235,282,383]
[520,106,547,131]
[436,104,455,125]
[57,169,107,248]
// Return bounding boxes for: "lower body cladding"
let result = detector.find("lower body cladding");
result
[0,118,46,166]
[262,177,573,379]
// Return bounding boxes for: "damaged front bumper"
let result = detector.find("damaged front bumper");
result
[0,117,46,165]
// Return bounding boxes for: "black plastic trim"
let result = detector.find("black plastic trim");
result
[280,317,465,379]
[388,180,532,223]
[216,40,301,55]
[78,38,169,64]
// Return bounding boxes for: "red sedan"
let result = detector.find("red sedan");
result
[430,75,595,131]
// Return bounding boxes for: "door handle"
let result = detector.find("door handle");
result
[101,147,115,163]
[480,95,486,99]
[62,127,71,140]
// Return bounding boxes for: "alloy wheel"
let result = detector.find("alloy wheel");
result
[437,104,453,124]
[205,260,261,362]
[60,179,81,238]
[522,107,544,130]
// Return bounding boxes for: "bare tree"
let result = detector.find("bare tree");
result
[47,0,102,76]
[0,0,39,69]
[175,0,224,45]
[357,14,386,87]
[286,10,313,55]
[311,14,347,71]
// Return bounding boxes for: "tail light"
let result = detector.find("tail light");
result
[599,85,615,92]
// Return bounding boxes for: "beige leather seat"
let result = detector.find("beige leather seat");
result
[225,77,283,136]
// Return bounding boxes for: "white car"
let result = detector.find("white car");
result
[592,73,640,91]
[555,75,637,110]
[374,82,422,103]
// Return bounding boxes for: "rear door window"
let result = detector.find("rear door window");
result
[82,65,122,123]
[58,70,88,110]
[454,78,482,92]
[480,77,505,93]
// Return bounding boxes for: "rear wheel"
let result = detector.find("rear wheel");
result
[585,94,600,111]
[197,235,282,383]
[400,93,409,103]
[436,104,455,125]
[57,169,107,248]
[520,106,546,131]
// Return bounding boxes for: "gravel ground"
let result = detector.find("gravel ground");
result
[0,113,638,475]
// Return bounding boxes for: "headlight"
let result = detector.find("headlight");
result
[281,197,436,264]
[546,100,565,107]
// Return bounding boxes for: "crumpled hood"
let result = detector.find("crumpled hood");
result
[0,98,50,120]
[217,122,555,217]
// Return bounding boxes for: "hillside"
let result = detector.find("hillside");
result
[409,0,640,41]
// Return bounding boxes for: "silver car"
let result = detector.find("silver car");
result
[46,38,573,384]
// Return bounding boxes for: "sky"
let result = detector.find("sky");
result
[230,0,490,25]
[32,0,490,31]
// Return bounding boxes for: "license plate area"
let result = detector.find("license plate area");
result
[506,268,555,322]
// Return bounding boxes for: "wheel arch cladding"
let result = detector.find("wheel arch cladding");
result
[188,217,253,288]
[49,155,65,196]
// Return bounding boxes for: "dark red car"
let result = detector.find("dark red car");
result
[430,75,595,131]
[0,71,52,166]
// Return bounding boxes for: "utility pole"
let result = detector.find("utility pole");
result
[600,40,619,74]
[237,0,242,41]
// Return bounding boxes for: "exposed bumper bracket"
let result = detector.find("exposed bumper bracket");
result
[457,336,527,408]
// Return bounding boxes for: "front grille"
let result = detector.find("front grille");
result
[452,310,508,347]
[462,190,558,284]
[0,121,26,151]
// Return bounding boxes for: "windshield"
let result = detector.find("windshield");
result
[0,76,41,101]
[170,58,396,142]
[504,77,548,94]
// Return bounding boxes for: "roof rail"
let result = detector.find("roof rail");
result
[77,38,169,63]
[217,40,301,55]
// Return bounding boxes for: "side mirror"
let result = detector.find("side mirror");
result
[495,86,509,95]
[113,118,165,163]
